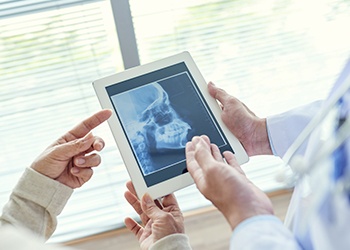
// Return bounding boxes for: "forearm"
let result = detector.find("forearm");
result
[230,215,301,250]
[0,168,73,240]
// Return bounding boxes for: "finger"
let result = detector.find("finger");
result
[186,138,209,182]
[192,136,214,171]
[124,185,150,225]
[199,135,211,145]
[83,136,106,154]
[161,193,180,209]
[210,143,224,162]
[124,190,143,216]
[200,136,223,162]
[70,167,93,182]
[186,140,201,175]
[63,109,112,141]
[54,133,96,160]
[124,217,143,240]
[92,136,105,152]
[223,151,236,165]
[67,135,105,155]
[74,153,101,168]
[126,180,138,197]
[141,193,164,220]
[223,151,246,176]
[208,81,230,106]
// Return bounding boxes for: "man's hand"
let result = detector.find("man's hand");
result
[30,109,112,189]
[186,135,274,230]
[124,181,185,250]
[208,82,272,156]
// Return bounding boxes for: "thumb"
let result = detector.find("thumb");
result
[208,81,229,106]
[54,133,95,160]
[141,193,163,220]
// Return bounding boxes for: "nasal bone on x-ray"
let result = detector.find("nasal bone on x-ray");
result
[128,82,191,174]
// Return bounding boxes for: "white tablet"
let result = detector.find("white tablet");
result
[93,51,248,199]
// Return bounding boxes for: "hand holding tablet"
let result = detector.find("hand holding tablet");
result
[93,51,248,199]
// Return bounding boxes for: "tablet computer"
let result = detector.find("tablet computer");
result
[93,51,248,199]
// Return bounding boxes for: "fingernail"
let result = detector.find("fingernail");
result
[192,136,200,145]
[95,142,103,151]
[76,158,85,165]
[71,167,80,174]
[143,193,153,205]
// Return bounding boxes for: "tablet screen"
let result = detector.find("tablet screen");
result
[106,62,234,187]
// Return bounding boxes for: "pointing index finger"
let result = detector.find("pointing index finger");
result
[64,109,112,141]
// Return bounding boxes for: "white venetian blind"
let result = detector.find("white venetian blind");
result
[130,0,350,114]
[0,0,127,243]
[0,0,228,243]
[129,0,350,188]
[1,0,350,244]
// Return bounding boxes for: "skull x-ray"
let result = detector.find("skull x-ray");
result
[108,65,229,187]
[138,83,191,150]
[112,81,192,175]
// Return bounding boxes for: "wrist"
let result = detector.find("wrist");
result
[219,192,274,230]
[16,168,73,213]
[225,208,274,230]
[250,118,272,155]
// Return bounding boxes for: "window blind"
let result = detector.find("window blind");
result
[0,0,127,242]
[0,0,99,19]
[129,0,350,115]
[1,0,350,244]
[128,0,350,199]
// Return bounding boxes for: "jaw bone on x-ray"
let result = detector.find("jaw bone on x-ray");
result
[118,82,192,175]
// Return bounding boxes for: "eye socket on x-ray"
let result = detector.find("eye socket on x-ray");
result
[109,66,230,187]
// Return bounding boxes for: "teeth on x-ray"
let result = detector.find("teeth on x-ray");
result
[131,82,191,174]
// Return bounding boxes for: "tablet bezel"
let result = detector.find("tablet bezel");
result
[93,51,248,199]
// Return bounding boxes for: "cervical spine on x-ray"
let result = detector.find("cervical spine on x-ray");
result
[130,83,191,175]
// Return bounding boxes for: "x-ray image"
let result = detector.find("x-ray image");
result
[111,78,194,175]
[109,68,228,186]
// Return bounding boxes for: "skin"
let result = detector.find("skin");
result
[207,81,273,156]
[124,181,184,250]
[186,135,274,230]
[30,109,112,189]
[124,81,275,245]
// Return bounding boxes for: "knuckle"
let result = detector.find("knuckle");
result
[205,165,216,176]
[159,213,174,222]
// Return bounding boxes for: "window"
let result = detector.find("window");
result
[0,0,125,242]
[127,0,350,192]
[129,0,350,114]
[1,0,350,243]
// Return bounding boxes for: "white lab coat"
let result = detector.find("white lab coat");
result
[230,61,350,249]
